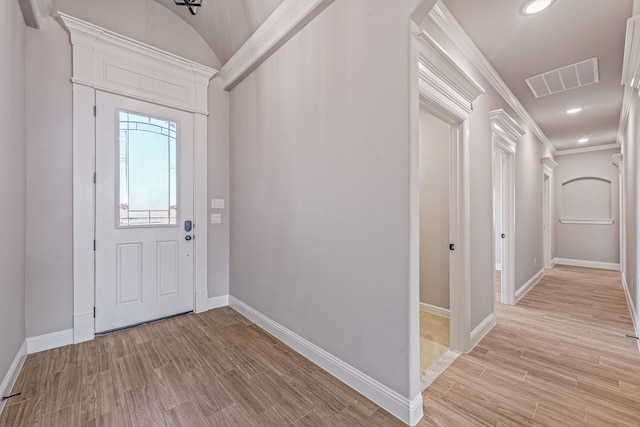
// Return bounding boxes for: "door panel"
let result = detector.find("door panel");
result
[95,91,194,333]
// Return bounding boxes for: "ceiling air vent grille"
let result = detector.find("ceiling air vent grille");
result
[525,58,599,98]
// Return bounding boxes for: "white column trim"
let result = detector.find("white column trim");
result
[541,156,558,177]
[59,13,216,343]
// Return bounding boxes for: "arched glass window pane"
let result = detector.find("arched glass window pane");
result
[118,111,177,226]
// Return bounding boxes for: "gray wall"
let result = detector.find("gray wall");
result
[25,18,73,337]
[0,0,27,387]
[207,77,230,298]
[554,149,620,264]
[24,0,229,337]
[229,0,425,398]
[419,110,450,310]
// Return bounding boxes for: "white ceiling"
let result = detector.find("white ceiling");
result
[442,0,633,152]
[153,0,284,65]
[154,0,632,153]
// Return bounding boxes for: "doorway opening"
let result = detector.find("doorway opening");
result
[418,109,453,384]
[490,110,523,306]
[494,150,505,303]
[412,31,484,393]
[94,92,196,333]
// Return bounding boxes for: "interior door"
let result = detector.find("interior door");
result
[95,91,194,333]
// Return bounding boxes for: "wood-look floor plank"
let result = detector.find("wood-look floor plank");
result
[2,265,639,427]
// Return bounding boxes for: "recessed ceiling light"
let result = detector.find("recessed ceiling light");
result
[577,136,590,144]
[565,107,583,115]
[523,0,555,15]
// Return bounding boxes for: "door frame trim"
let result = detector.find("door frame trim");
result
[413,30,484,359]
[60,13,217,343]
[541,157,558,270]
[490,109,524,306]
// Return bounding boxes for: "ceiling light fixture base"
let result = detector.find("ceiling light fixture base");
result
[174,0,202,16]
[522,0,555,16]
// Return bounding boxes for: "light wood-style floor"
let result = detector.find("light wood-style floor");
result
[423,265,640,426]
[1,265,639,426]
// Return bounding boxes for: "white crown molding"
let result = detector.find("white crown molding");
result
[427,1,556,156]
[622,15,640,89]
[554,143,621,157]
[417,30,484,119]
[540,156,558,176]
[613,153,624,170]
[617,85,634,146]
[219,0,335,91]
[18,0,52,29]
[57,13,217,115]
[490,109,525,154]
[34,0,52,21]
[619,15,640,145]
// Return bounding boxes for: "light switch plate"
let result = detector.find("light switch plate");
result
[210,214,222,224]
[211,199,225,209]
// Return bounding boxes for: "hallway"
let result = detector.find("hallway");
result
[422,266,640,426]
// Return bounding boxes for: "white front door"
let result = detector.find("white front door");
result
[95,91,195,333]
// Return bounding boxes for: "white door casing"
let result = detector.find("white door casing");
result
[95,93,195,332]
[60,13,217,343]
[490,109,524,306]
[415,30,484,356]
[541,157,558,269]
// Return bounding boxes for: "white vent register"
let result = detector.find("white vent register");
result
[525,57,599,98]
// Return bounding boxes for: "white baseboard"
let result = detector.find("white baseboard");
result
[469,312,496,351]
[0,341,27,416]
[554,258,620,271]
[195,289,209,314]
[419,303,450,318]
[27,329,74,354]
[208,295,229,310]
[73,311,94,344]
[621,276,640,353]
[515,268,544,303]
[228,296,423,426]
[551,258,557,267]
[495,263,502,271]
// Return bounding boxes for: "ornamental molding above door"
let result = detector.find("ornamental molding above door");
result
[58,13,217,114]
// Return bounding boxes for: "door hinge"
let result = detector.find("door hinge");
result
[93,240,96,251]
[93,172,96,183]
[93,105,96,117]
[93,307,96,318]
